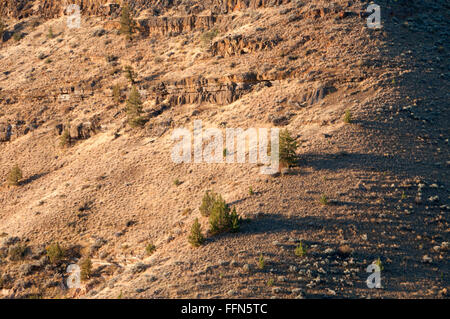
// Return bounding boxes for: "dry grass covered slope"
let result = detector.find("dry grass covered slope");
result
[0,0,448,299]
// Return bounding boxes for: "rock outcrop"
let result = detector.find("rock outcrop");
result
[136,15,225,36]
[55,117,100,141]
[211,34,282,57]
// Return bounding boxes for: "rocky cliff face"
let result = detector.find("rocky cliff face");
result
[0,0,294,19]
[0,0,110,18]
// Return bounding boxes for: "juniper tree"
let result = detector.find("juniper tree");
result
[46,243,65,264]
[229,207,240,233]
[7,164,22,186]
[120,4,134,40]
[279,129,298,167]
[188,218,205,248]
[123,66,136,84]
[258,253,265,270]
[126,86,145,127]
[60,128,71,148]
[199,190,219,217]
[209,198,240,235]
[80,258,93,281]
[146,243,156,255]
[47,26,55,39]
[343,109,352,124]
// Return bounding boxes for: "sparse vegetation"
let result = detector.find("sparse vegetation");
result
[47,27,55,39]
[173,179,182,186]
[188,218,205,248]
[80,258,93,281]
[229,207,240,233]
[294,242,307,258]
[60,128,71,148]
[248,187,254,196]
[209,197,240,235]
[123,65,136,84]
[319,194,329,206]
[7,164,23,186]
[154,56,164,64]
[8,243,27,261]
[375,257,384,271]
[120,4,135,40]
[46,243,65,264]
[279,129,298,167]
[199,190,219,217]
[344,109,352,124]
[201,29,219,46]
[126,86,146,127]
[267,278,274,286]
[182,208,192,216]
[258,253,265,270]
[146,243,156,255]
[13,32,23,41]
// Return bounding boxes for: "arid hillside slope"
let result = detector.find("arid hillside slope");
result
[0,0,448,299]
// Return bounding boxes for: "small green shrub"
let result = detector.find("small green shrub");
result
[279,129,298,167]
[123,66,136,84]
[60,128,71,148]
[258,253,265,270]
[47,27,55,39]
[120,4,135,40]
[13,32,23,41]
[248,187,254,196]
[375,258,384,271]
[319,194,329,206]
[46,243,65,264]
[229,207,240,233]
[188,218,205,248]
[343,109,352,124]
[173,179,182,186]
[7,164,23,186]
[199,191,219,217]
[145,243,156,255]
[80,258,93,281]
[209,198,240,235]
[201,29,219,46]
[294,242,307,258]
